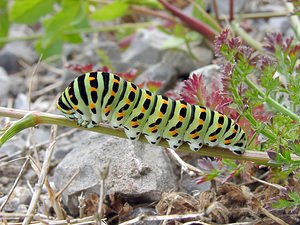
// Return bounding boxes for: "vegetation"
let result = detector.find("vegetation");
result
[0,0,299,224]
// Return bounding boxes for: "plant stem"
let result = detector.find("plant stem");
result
[0,107,299,165]
[231,21,264,52]
[244,73,300,123]
[0,22,153,44]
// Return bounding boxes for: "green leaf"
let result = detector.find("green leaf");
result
[0,0,9,46]
[35,37,63,58]
[62,34,82,43]
[37,0,89,58]
[43,0,84,35]
[91,1,128,21]
[192,0,220,32]
[124,0,162,9]
[10,0,54,24]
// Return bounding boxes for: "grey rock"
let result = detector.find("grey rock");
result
[122,29,170,66]
[1,25,38,65]
[3,42,38,65]
[1,187,31,212]
[136,47,213,85]
[14,93,29,110]
[189,64,223,94]
[53,132,177,215]
[0,67,10,101]
[64,41,123,71]
[0,52,20,74]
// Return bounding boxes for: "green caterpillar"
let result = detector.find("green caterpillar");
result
[57,71,247,155]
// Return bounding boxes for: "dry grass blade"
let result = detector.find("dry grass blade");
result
[119,213,205,225]
[22,125,57,225]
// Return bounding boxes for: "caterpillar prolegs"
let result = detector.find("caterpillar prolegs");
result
[57,72,247,155]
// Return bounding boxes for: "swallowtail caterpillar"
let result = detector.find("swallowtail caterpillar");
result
[57,71,247,155]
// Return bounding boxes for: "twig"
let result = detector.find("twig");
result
[259,206,289,225]
[1,107,300,164]
[55,168,80,199]
[130,5,177,23]
[250,175,287,192]
[166,148,204,176]
[187,0,221,31]
[0,157,30,211]
[119,213,205,225]
[22,125,57,225]
[96,161,110,224]
[78,192,86,218]
[285,2,300,38]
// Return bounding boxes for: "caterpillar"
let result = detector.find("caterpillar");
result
[57,71,247,155]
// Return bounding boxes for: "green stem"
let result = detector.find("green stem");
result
[244,75,300,123]
[1,107,297,165]
[0,22,153,44]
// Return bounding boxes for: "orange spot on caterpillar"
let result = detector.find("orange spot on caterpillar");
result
[209,135,217,141]
[161,99,168,104]
[73,105,78,110]
[141,107,146,112]
[89,77,95,81]
[104,107,110,113]
[224,139,231,144]
[90,87,97,92]
[198,119,204,125]
[190,133,199,139]
[131,121,139,127]
[217,123,223,128]
[117,111,125,118]
[145,94,151,100]
[126,99,132,104]
[130,87,137,92]
[113,79,120,83]
[178,116,184,122]
[149,126,158,132]
[180,103,187,108]
[111,91,116,96]
[158,112,164,118]
[169,130,177,136]
[89,103,95,109]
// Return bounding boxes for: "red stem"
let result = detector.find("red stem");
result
[229,0,234,21]
[158,0,216,41]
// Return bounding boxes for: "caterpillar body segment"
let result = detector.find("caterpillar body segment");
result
[122,89,155,141]
[142,95,174,145]
[57,71,247,155]
[183,105,212,151]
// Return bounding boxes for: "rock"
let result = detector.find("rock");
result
[0,52,20,74]
[2,25,38,65]
[1,186,31,212]
[122,29,169,67]
[64,41,124,71]
[0,67,10,101]
[14,93,29,110]
[53,132,178,215]
[189,64,223,93]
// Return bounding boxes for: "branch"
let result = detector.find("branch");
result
[0,107,298,165]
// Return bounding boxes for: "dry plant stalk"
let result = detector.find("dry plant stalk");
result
[22,125,58,225]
